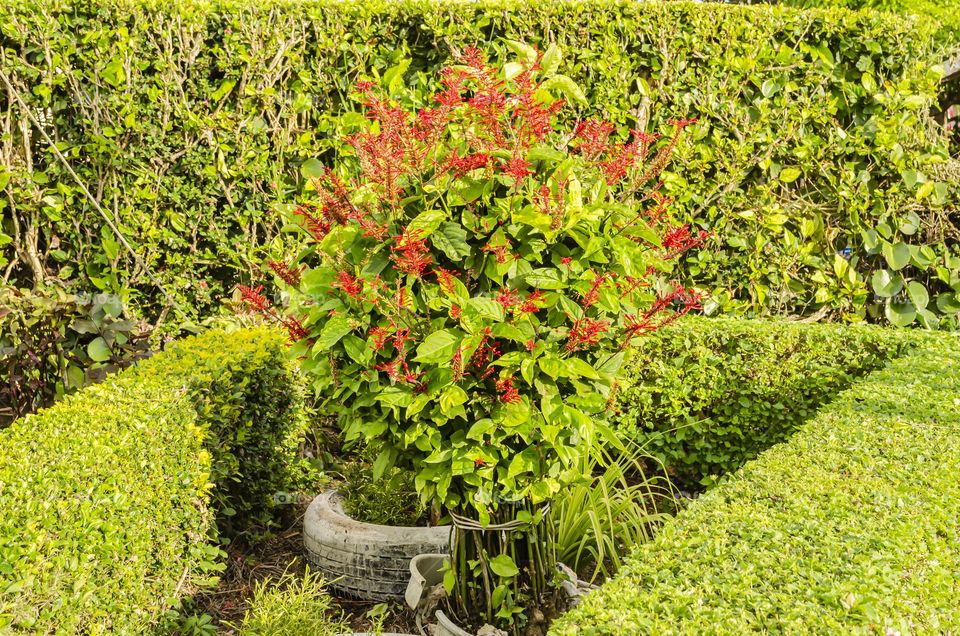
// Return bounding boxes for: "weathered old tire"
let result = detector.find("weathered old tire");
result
[303,490,451,600]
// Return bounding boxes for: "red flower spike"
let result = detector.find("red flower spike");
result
[333,271,365,300]
[519,290,545,314]
[369,326,391,351]
[267,259,304,287]
[482,241,513,265]
[451,347,464,382]
[434,267,459,294]
[500,156,533,184]
[566,317,610,352]
[391,230,433,278]
[282,316,310,342]
[495,288,521,310]
[670,117,698,128]
[495,377,521,404]
[444,150,491,178]
[579,273,609,310]
[662,225,711,259]
[574,118,615,158]
[237,284,272,313]
[292,204,332,241]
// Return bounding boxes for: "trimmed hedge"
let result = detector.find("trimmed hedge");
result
[552,333,960,634]
[0,0,953,327]
[617,317,910,485]
[771,0,960,48]
[0,327,305,633]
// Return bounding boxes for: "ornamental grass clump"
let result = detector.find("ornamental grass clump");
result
[247,43,706,633]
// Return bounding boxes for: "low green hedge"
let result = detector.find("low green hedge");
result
[0,327,305,633]
[617,317,911,485]
[553,333,960,634]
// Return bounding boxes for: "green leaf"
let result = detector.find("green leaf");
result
[871,269,902,298]
[405,209,447,239]
[439,385,468,416]
[489,554,520,578]
[431,222,471,261]
[565,357,601,380]
[300,158,325,179]
[211,78,237,101]
[466,297,506,322]
[343,334,368,363]
[538,357,566,379]
[414,329,463,363]
[316,314,352,349]
[543,75,587,105]
[779,167,801,183]
[505,40,538,63]
[540,44,561,75]
[87,337,111,362]
[376,386,413,407]
[885,301,916,327]
[906,281,929,310]
[882,241,911,271]
[525,268,564,290]
[937,293,960,314]
[503,61,525,80]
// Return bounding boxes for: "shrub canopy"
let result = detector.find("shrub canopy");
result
[0,0,954,327]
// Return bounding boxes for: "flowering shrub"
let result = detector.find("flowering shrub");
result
[248,42,705,628]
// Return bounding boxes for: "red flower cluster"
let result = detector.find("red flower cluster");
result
[579,273,611,310]
[434,267,459,294]
[469,327,502,378]
[482,241,513,264]
[495,377,521,404]
[519,290,545,314]
[444,150,491,178]
[662,224,710,259]
[566,317,610,352]
[333,271,365,300]
[495,288,521,310]
[391,230,432,278]
[237,284,309,342]
[292,204,332,242]
[534,180,568,231]
[237,284,272,313]
[267,259,304,287]
[573,119,615,159]
[621,284,705,348]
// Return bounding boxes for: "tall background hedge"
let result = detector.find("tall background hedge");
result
[1,0,956,328]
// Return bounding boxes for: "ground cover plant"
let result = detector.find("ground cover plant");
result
[552,332,960,634]
[617,316,910,485]
[245,43,705,632]
[231,568,352,636]
[1,0,956,328]
[0,327,304,633]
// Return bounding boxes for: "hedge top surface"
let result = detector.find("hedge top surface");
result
[552,332,960,634]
